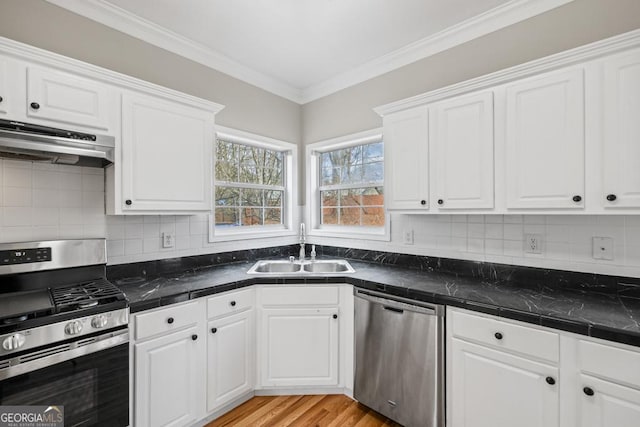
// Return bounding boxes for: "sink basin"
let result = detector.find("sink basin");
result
[247,259,355,275]
[302,260,355,273]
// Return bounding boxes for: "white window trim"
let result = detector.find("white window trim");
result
[306,128,390,241]
[209,125,298,242]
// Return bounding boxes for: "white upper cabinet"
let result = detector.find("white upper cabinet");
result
[383,105,429,210]
[0,57,9,115]
[120,91,214,213]
[504,68,585,210]
[431,91,494,210]
[602,50,640,209]
[26,66,115,131]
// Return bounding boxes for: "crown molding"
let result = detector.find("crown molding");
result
[374,28,640,116]
[44,0,304,103]
[45,0,574,105]
[300,0,576,103]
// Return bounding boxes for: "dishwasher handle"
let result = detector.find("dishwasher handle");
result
[383,305,404,314]
[355,289,444,316]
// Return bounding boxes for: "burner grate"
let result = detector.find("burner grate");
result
[51,279,124,312]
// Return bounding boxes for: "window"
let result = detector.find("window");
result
[307,128,389,240]
[211,127,297,241]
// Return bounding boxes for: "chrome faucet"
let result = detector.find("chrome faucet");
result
[299,223,306,262]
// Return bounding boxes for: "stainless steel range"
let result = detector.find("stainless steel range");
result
[0,239,129,427]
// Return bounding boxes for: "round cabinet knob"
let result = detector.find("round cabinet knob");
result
[230,301,236,307]
[211,328,217,334]
[420,200,427,206]
[2,333,26,351]
[583,387,595,396]
[606,194,617,202]
[437,199,444,205]
[332,314,338,319]
[191,334,198,341]
[494,332,503,340]
[546,377,556,385]
[65,320,83,335]
[167,317,174,324]
[573,195,582,203]
[30,102,40,110]
[91,315,108,329]
[125,199,132,206]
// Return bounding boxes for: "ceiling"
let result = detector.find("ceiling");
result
[45,0,574,103]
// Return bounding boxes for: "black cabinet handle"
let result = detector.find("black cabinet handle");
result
[573,195,582,203]
[494,332,503,340]
[167,317,174,324]
[606,194,617,202]
[211,328,217,334]
[125,199,132,206]
[583,387,594,396]
[191,334,198,341]
[437,199,444,205]
[332,314,338,319]
[230,301,236,307]
[546,377,556,385]
[30,102,40,110]
[0,96,3,103]
[420,200,426,205]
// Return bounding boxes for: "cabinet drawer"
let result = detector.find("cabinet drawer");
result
[579,340,640,388]
[135,301,200,341]
[207,288,253,319]
[451,309,559,363]
[260,286,339,306]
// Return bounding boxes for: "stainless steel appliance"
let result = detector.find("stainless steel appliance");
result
[354,289,445,427]
[0,239,129,427]
[0,119,115,167]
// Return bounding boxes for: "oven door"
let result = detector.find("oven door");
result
[0,329,129,427]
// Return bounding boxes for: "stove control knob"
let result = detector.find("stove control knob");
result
[65,321,83,335]
[2,334,26,351]
[91,315,108,329]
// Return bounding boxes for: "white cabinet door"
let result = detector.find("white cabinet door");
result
[0,57,9,115]
[260,307,339,387]
[432,91,494,210]
[135,326,205,427]
[579,375,640,427]
[505,68,585,209]
[121,92,213,212]
[207,310,254,412]
[26,66,114,130]
[450,338,559,427]
[602,50,640,208]
[383,106,429,210]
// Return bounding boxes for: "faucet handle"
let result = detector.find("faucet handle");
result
[289,256,295,263]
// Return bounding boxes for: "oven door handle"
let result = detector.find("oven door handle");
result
[0,329,129,381]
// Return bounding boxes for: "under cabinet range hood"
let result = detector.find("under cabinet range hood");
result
[0,119,115,167]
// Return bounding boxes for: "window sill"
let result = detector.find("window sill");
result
[307,225,390,242]
[209,225,297,242]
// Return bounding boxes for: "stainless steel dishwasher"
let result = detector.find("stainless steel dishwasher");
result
[354,289,445,427]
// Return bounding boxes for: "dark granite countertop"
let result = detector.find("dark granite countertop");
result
[113,255,640,347]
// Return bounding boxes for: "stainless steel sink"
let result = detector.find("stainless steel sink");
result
[247,259,355,275]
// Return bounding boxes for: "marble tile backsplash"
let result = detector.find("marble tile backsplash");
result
[1,158,640,276]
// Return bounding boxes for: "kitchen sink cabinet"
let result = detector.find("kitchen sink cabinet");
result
[577,375,640,427]
[383,105,430,211]
[133,301,206,427]
[431,91,495,210]
[113,91,216,214]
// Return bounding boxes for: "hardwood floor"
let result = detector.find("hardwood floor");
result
[206,395,402,427]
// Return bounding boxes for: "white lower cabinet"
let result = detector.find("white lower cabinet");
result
[134,325,206,427]
[259,307,339,387]
[448,307,640,427]
[450,338,559,427]
[207,308,254,412]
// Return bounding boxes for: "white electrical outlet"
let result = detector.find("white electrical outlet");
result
[592,237,613,260]
[524,234,542,254]
[162,232,175,248]
[403,229,414,245]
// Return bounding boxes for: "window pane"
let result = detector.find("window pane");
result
[215,187,239,206]
[339,207,361,226]
[265,190,283,207]
[321,190,338,207]
[240,189,263,207]
[322,207,338,225]
[215,207,239,227]
[362,187,384,206]
[241,208,263,226]
[340,189,361,206]
[264,208,282,225]
[363,161,383,183]
[364,142,383,163]
[362,206,385,226]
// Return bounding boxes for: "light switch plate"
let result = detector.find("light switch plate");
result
[592,237,613,260]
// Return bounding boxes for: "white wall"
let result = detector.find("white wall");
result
[0,159,296,265]
[309,213,640,278]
